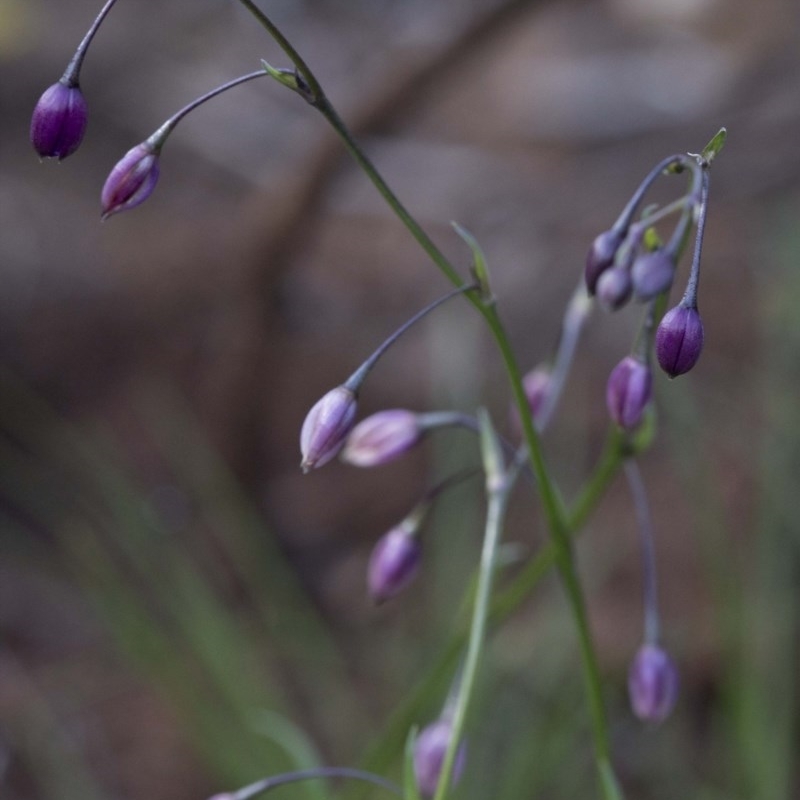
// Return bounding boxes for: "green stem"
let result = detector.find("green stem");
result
[432,414,512,800]
[238,3,620,793]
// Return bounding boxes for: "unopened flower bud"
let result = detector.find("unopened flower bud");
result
[655,304,704,378]
[628,644,679,723]
[367,525,422,603]
[631,249,675,300]
[596,266,633,311]
[341,410,422,467]
[101,141,161,219]
[300,386,358,472]
[585,229,624,295]
[30,81,88,160]
[413,720,466,798]
[510,366,552,435]
[606,356,652,431]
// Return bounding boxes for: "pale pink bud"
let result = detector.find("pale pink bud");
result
[300,386,358,472]
[367,526,422,603]
[341,409,422,467]
[101,142,161,219]
[628,644,679,723]
[606,356,652,431]
[413,720,466,798]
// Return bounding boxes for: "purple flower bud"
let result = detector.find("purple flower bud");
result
[367,525,422,603]
[585,229,623,295]
[413,720,466,798]
[100,142,161,219]
[510,366,552,435]
[341,409,422,467]
[628,644,679,723]
[655,304,704,378]
[300,386,358,472]
[596,266,633,311]
[30,81,88,160]
[631,249,675,300]
[606,356,652,431]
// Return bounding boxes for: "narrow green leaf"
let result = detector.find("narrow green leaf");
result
[403,727,423,800]
[451,222,492,302]
[700,127,727,164]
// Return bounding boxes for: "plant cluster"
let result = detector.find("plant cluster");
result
[32,2,725,798]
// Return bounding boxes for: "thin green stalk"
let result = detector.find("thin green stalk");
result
[238,3,619,793]
[432,413,512,800]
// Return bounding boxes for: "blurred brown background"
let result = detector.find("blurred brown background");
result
[1,0,799,798]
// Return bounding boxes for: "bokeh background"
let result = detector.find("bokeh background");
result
[1,0,799,798]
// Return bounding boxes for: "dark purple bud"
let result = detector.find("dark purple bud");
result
[628,644,679,723]
[606,356,652,431]
[367,525,422,603]
[631,249,675,300]
[585,229,624,295]
[655,304,704,378]
[341,409,422,467]
[300,386,358,472]
[413,719,466,798]
[510,366,552,435]
[596,266,633,311]
[30,81,88,160]
[100,142,161,219]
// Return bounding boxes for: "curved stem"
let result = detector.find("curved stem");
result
[63,0,120,85]
[624,459,660,644]
[344,284,476,392]
[682,168,710,308]
[229,766,402,799]
[537,282,593,432]
[433,414,512,800]
[612,154,684,234]
[147,70,267,149]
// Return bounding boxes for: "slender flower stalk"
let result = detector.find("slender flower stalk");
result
[431,411,512,800]
[342,284,477,393]
[536,283,593,432]
[208,767,402,800]
[624,459,660,644]
[61,0,120,87]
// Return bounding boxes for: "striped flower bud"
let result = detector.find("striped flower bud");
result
[655,304,704,378]
[367,524,422,603]
[300,386,358,472]
[341,409,422,467]
[30,81,88,160]
[101,141,161,219]
[628,644,679,723]
[606,356,652,431]
[413,719,466,799]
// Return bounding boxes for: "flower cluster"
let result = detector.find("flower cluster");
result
[586,153,711,433]
[33,2,726,795]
